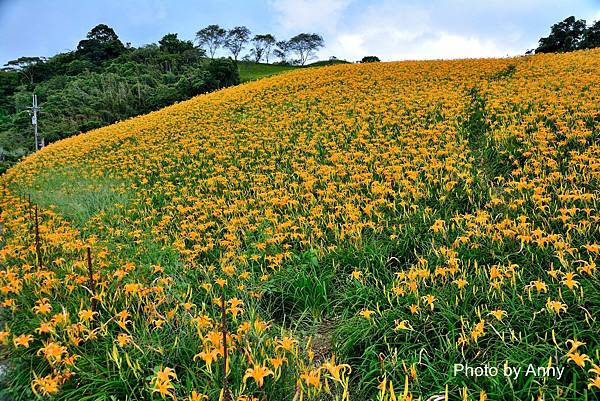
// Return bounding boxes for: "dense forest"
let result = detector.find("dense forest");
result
[0,24,328,173]
[0,25,242,172]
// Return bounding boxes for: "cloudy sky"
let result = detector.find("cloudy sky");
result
[1,0,599,65]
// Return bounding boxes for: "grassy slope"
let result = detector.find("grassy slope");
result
[306,59,351,67]
[237,59,351,82]
[237,61,299,82]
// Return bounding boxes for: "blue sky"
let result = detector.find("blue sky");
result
[1,0,599,65]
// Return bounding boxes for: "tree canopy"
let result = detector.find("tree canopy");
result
[361,56,380,63]
[225,26,251,61]
[195,25,227,58]
[273,41,290,63]
[287,33,324,65]
[76,24,126,63]
[580,20,600,49]
[192,25,327,66]
[250,34,276,63]
[536,16,599,53]
[159,33,195,54]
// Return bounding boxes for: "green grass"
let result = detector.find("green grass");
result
[306,59,351,67]
[237,62,298,83]
[11,167,131,228]
[237,59,351,83]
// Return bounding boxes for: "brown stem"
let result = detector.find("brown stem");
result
[221,290,230,401]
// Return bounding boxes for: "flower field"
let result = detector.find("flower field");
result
[0,49,599,400]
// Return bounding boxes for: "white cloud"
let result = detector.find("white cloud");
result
[317,0,533,61]
[403,32,515,59]
[589,9,600,22]
[269,0,351,32]
[271,0,598,61]
[330,33,366,60]
[322,30,519,62]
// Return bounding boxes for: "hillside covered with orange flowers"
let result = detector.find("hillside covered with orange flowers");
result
[1,49,599,400]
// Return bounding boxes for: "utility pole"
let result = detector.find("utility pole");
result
[27,94,44,150]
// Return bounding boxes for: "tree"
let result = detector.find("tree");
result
[535,16,587,53]
[0,70,20,112]
[249,34,276,63]
[361,56,380,63]
[260,34,277,63]
[225,26,251,61]
[2,57,46,84]
[196,25,227,58]
[159,33,195,54]
[287,33,324,65]
[580,20,600,49]
[273,40,290,63]
[206,59,240,88]
[87,24,120,42]
[77,24,126,63]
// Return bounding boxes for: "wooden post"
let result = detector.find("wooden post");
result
[28,195,33,224]
[87,246,97,315]
[34,205,42,268]
[221,290,230,401]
